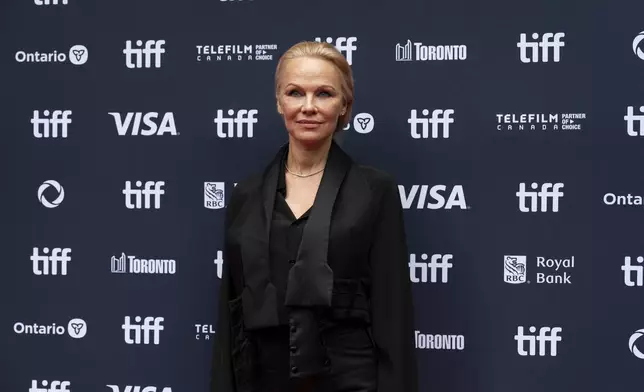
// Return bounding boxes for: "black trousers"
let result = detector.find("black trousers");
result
[254,325,378,392]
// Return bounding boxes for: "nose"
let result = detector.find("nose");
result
[301,94,317,114]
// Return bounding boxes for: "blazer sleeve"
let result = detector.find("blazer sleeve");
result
[210,185,242,392]
[369,176,419,392]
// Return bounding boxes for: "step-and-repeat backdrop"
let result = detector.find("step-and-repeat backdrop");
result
[2,0,644,391]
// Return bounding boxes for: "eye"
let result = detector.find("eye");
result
[287,89,301,97]
[318,91,332,97]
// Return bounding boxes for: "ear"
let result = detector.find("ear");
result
[276,98,283,115]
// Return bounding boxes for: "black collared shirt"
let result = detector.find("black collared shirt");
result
[269,158,312,324]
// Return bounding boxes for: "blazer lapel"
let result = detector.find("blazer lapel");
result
[284,140,352,307]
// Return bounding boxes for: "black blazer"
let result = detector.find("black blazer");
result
[211,140,418,392]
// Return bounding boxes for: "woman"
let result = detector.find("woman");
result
[210,41,418,392]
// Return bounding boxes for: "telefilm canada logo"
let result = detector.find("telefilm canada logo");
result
[496,112,586,132]
[16,45,88,65]
[196,44,279,62]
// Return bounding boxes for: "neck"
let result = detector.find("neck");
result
[286,136,333,175]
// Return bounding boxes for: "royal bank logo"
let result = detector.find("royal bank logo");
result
[517,32,565,63]
[395,40,467,61]
[196,44,278,62]
[503,255,527,284]
[314,37,357,65]
[633,32,644,61]
[16,45,87,65]
[504,255,575,284]
[399,185,468,210]
[496,112,586,132]
[38,180,65,208]
[204,182,225,209]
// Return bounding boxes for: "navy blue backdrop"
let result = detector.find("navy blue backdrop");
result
[2,0,644,391]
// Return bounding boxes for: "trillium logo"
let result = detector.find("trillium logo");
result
[629,329,644,359]
[633,32,644,60]
[38,180,65,208]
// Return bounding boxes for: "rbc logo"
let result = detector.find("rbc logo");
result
[123,40,165,69]
[314,37,357,65]
[205,182,225,209]
[408,109,454,139]
[517,32,565,63]
[504,255,527,284]
[29,380,71,392]
[516,182,564,212]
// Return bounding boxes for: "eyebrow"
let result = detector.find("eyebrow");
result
[285,83,338,91]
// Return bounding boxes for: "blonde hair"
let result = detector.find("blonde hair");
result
[275,41,355,132]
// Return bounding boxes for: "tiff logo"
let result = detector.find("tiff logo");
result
[516,183,564,212]
[124,40,165,69]
[314,37,357,65]
[123,181,165,209]
[408,109,454,139]
[517,32,565,63]
[31,247,71,276]
[214,109,258,138]
[214,250,223,279]
[32,110,72,138]
[625,106,644,136]
[409,253,453,283]
[515,326,562,356]
[30,380,71,392]
[622,256,644,287]
[122,316,164,345]
[109,112,178,136]
[34,0,68,4]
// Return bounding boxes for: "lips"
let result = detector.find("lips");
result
[297,120,322,124]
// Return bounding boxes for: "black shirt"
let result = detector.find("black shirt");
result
[269,158,312,325]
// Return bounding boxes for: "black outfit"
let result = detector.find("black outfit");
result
[210,140,418,392]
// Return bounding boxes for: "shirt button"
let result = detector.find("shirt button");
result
[289,259,296,265]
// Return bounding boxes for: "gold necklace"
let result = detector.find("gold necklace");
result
[285,164,325,178]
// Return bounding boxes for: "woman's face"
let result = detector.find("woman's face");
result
[277,56,347,146]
